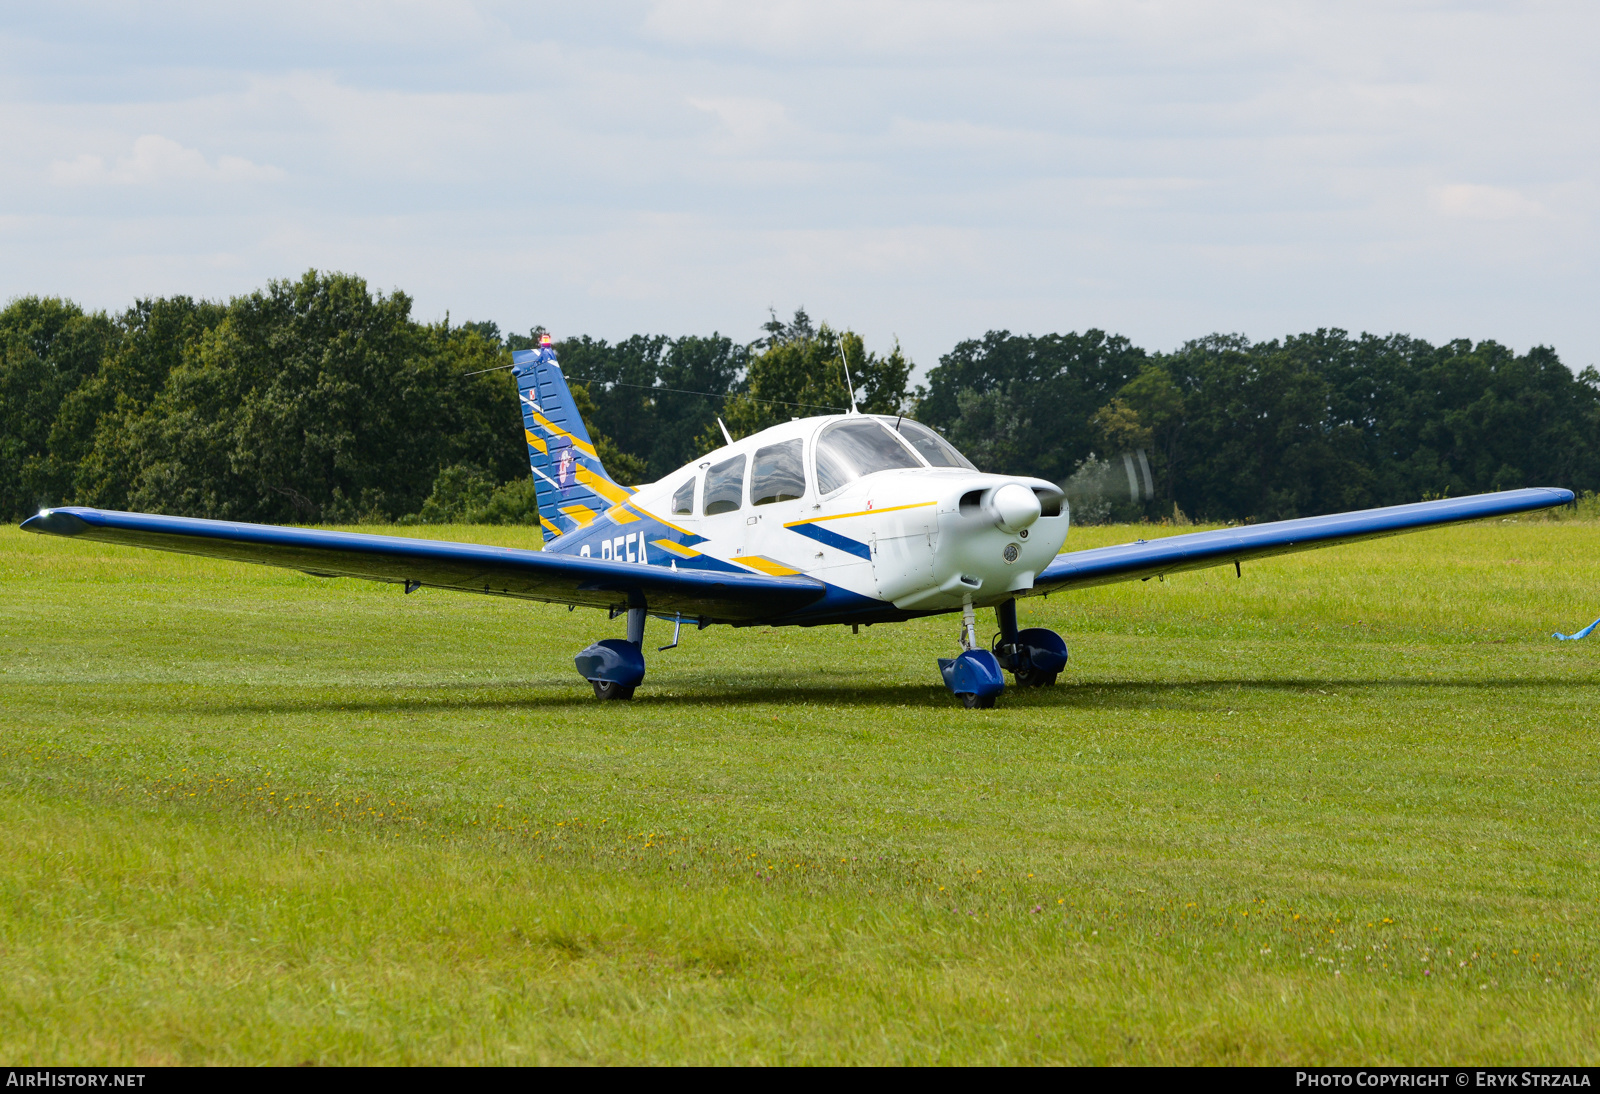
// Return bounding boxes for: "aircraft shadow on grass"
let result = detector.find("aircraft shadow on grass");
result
[201,673,1600,718]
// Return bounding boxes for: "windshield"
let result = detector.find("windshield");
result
[815,419,921,494]
[894,418,977,470]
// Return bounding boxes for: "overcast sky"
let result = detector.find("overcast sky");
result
[2,1,1595,374]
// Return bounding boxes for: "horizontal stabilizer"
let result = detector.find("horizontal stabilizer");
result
[1035,488,1574,593]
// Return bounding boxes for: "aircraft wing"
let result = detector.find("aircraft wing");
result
[20,507,825,623]
[1032,488,1574,593]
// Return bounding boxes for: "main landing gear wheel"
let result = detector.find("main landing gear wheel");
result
[576,610,648,701]
[1012,667,1058,688]
[992,600,1068,691]
[962,693,996,709]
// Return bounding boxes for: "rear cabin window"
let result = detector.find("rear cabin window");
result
[671,477,696,515]
[895,418,977,470]
[702,454,746,515]
[814,419,920,495]
[751,440,806,505]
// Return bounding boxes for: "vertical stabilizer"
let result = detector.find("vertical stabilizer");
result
[512,338,632,546]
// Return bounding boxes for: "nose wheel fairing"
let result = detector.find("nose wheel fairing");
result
[935,598,1007,707]
[938,648,1006,708]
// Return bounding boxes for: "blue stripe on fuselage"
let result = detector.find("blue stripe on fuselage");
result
[787,521,872,560]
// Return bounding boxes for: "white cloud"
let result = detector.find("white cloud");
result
[1433,183,1543,221]
[49,135,282,186]
[688,96,790,150]
[48,153,106,185]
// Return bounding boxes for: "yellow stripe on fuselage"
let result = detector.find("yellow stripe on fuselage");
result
[653,538,701,558]
[626,504,695,538]
[606,503,642,524]
[783,500,936,527]
[738,555,802,576]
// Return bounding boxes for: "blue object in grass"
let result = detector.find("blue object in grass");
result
[1554,618,1600,641]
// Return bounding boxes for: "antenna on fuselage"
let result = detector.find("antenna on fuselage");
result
[836,332,859,415]
[717,417,735,446]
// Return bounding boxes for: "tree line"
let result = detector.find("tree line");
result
[3,269,1595,527]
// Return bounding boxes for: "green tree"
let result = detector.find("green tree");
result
[554,332,746,481]
[717,318,911,445]
[0,297,117,518]
[68,296,229,511]
[916,330,1148,481]
[112,271,524,523]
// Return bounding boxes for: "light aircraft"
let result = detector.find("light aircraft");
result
[22,336,1575,707]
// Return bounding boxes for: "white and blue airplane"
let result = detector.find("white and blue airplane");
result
[22,336,1575,707]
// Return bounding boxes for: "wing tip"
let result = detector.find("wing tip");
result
[20,508,92,537]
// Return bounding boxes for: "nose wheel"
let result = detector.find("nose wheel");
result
[592,679,636,701]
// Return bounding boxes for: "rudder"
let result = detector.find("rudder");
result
[512,337,632,546]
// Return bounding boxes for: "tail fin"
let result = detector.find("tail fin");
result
[512,338,633,545]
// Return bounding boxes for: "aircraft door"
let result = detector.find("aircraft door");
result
[870,520,936,603]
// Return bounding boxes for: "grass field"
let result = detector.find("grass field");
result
[2,517,1598,1065]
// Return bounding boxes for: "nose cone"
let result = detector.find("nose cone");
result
[991,484,1042,533]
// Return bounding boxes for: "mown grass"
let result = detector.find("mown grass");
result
[1,519,1598,1064]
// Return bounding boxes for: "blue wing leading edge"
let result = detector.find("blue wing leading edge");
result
[19,507,824,624]
[1033,488,1573,593]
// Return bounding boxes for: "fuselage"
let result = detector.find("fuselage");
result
[547,413,1070,627]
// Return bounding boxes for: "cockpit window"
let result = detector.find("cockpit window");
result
[671,477,696,515]
[702,454,745,515]
[751,439,806,505]
[815,419,921,495]
[894,418,977,470]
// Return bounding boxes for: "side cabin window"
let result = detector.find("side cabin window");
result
[751,440,806,505]
[895,418,977,470]
[814,419,920,495]
[671,477,696,515]
[703,454,746,515]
